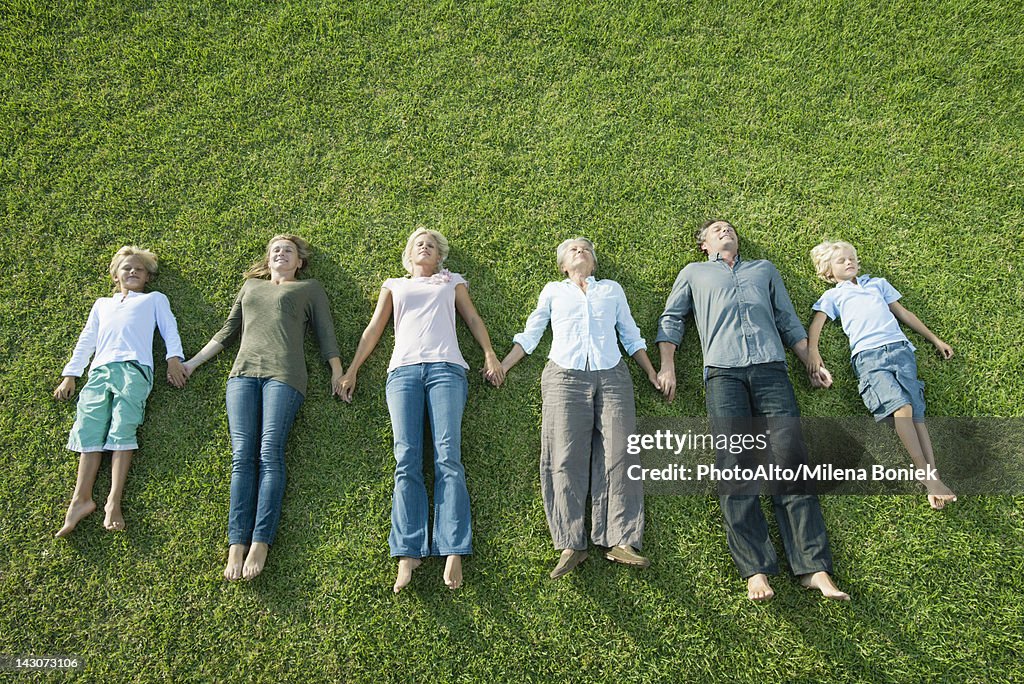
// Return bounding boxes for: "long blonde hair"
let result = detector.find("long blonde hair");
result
[244,234,312,279]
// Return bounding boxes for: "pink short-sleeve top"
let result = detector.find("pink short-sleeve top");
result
[382,271,470,372]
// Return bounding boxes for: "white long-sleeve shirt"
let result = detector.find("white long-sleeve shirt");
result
[61,291,184,377]
[512,277,647,371]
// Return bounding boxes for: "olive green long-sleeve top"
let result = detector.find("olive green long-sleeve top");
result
[212,278,340,396]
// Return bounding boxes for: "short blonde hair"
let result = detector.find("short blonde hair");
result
[402,227,450,273]
[245,234,312,279]
[555,237,597,274]
[109,246,158,285]
[810,240,858,283]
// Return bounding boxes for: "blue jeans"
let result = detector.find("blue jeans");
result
[385,362,471,557]
[705,363,833,578]
[225,377,304,546]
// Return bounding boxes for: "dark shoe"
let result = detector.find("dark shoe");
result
[605,545,650,568]
[549,549,588,579]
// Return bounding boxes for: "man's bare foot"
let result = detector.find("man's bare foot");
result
[799,571,850,600]
[444,555,463,589]
[747,573,775,601]
[925,479,957,510]
[224,544,249,581]
[56,498,96,537]
[242,542,269,580]
[103,501,125,531]
[393,557,422,593]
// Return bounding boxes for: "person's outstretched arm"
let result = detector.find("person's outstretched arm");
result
[454,284,504,387]
[338,288,393,403]
[889,301,954,359]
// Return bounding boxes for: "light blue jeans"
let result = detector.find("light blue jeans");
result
[385,362,471,557]
[225,377,304,546]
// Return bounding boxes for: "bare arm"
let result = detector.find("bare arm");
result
[631,349,661,392]
[657,341,678,402]
[500,343,527,374]
[791,338,832,388]
[889,301,953,359]
[183,339,225,376]
[806,311,829,376]
[338,288,393,403]
[454,284,504,387]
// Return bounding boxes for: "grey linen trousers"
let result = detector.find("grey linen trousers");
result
[540,359,645,550]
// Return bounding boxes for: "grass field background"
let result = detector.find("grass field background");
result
[2,0,1022,681]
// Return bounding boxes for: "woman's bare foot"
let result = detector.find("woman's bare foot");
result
[224,544,249,581]
[925,479,957,510]
[747,573,775,601]
[56,498,96,537]
[242,542,269,580]
[103,501,125,531]
[393,557,422,593]
[799,571,850,600]
[444,555,463,589]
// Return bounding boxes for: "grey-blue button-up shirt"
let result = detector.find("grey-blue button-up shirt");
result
[655,253,807,369]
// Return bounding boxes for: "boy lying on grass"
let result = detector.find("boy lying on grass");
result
[807,240,956,510]
[54,246,187,537]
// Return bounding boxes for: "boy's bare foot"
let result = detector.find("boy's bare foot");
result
[224,544,249,581]
[799,571,850,600]
[393,557,422,593]
[56,498,97,537]
[925,479,957,510]
[444,555,463,589]
[242,542,269,580]
[103,501,125,531]
[747,573,775,601]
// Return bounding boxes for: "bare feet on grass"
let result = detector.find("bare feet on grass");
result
[224,544,249,581]
[799,571,850,601]
[393,557,422,593]
[747,573,775,601]
[925,479,957,510]
[242,542,269,580]
[444,555,462,590]
[103,501,125,531]
[56,498,97,538]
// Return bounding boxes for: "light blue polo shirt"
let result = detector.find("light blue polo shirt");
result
[812,275,913,357]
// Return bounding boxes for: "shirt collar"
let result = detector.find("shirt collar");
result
[709,252,741,264]
[836,274,871,288]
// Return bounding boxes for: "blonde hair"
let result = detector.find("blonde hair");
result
[555,237,598,274]
[244,234,312,279]
[810,240,858,283]
[402,227,450,274]
[109,246,158,287]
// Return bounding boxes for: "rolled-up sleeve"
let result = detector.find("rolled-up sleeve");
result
[512,284,553,354]
[768,265,807,348]
[613,282,647,355]
[655,269,692,346]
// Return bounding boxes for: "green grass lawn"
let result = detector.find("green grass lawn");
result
[2,0,1022,681]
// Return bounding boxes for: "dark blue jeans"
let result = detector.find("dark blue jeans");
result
[705,363,833,578]
[225,377,304,546]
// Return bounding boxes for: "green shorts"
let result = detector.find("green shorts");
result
[66,361,154,453]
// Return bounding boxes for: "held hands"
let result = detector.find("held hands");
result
[167,357,188,388]
[337,370,357,403]
[657,367,677,403]
[646,369,662,393]
[807,364,833,389]
[53,376,76,401]
[482,352,505,387]
[934,338,954,360]
[331,366,346,399]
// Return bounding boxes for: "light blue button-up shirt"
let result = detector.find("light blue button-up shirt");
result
[513,277,648,371]
[655,254,806,369]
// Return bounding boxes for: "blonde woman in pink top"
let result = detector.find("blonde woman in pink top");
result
[339,227,504,592]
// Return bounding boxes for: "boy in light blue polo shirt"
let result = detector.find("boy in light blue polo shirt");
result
[806,240,957,510]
